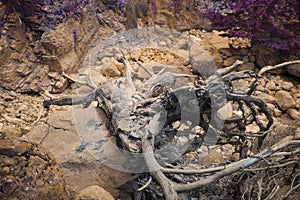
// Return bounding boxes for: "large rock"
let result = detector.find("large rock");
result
[143,0,211,31]
[255,48,283,68]
[275,90,296,109]
[24,109,133,198]
[76,185,115,200]
[0,1,122,93]
[287,63,300,78]
[0,138,70,199]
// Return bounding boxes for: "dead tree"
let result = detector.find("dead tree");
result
[41,57,300,199]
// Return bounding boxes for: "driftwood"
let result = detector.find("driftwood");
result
[40,58,300,199]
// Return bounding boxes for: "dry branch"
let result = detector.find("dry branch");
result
[258,60,300,75]
[39,56,298,199]
[172,140,300,192]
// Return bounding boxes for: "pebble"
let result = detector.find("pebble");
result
[275,90,296,109]
[266,80,276,91]
[231,152,240,161]
[288,109,300,121]
[1,124,22,137]
[281,81,294,91]
[3,115,24,125]
[217,102,233,120]
[223,56,241,67]
[0,105,5,113]
[239,62,255,71]
[76,185,115,200]
[254,91,277,103]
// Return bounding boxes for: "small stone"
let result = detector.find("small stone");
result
[288,109,300,121]
[217,102,233,120]
[232,79,248,93]
[223,56,241,67]
[1,124,23,137]
[249,55,255,63]
[219,48,232,57]
[3,94,14,101]
[266,80,276,91]
[1,166,10,175]
[273,108,281,117]
[101,57,114,66]
[175,49,189,61]
[0,105,5,113]
[254,91,277,103]
[238,62,255,71]
[130,48,141,60]
[5,107,16,117]
[166,54,174,61]
[275,85,282,91]
[231,152,240,161]
[281,81,294,91]
[256,85,265,92]
[48,71,61,79]
[139,56,150,63]
[296,99,300,109]
[275,90,296,109]
[3,115,24,125]
[102,61,122,77]
[76,185,115,200]
[54,77,68,90]
[246,123,260,133]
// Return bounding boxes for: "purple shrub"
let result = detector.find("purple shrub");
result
[118,0,125,8]
[1,0,90,31]
[203,0,300,51]
[167,2,173,11]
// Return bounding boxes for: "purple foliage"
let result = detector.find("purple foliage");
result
[167,2,173,11]
[73,29,79,42]
[150,0,158,13]
[2,0,90,31]
[118,0,125,8]
[203,0,300,51]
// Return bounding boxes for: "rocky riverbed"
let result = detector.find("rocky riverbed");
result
[1,28,300,199]
[0,1,300,199]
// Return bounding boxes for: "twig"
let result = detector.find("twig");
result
[257,178,263,200]
[272,148,300,156]
[142,137,179,200]
[291,174,300,188]
[30,106,45,126]
[218,60,244,76]
[62,72,96,89]
[258,60,300,75]
[121,57,136,91]
[172,140,300,192]
[243,161,298,172]
[281,183,300,200]
[142,113,180,200]
[135,60,153,76]
[265,183,279,200]
[161,165,225,174]
[38,86,56,99]
[138,176,152,191]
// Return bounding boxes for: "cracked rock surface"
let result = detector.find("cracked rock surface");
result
[0,138,70,199]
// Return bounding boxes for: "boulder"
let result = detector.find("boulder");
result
[0,1,122,93]
[0,138,70,199]
[24,109,133,198]
[287,64,300,78]
[76,185,115,200]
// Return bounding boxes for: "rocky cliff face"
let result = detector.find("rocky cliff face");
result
[0,0,116,93]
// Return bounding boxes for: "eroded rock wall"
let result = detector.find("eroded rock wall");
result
[0,0,112,93]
